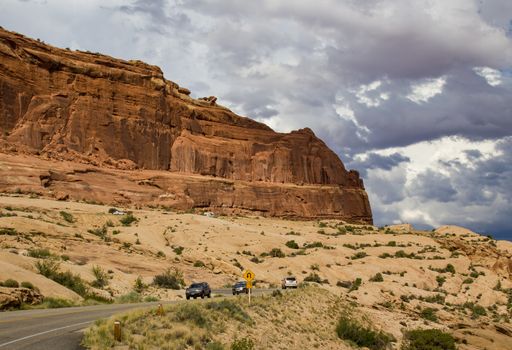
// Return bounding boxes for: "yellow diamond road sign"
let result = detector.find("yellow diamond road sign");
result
[243,269,255,282]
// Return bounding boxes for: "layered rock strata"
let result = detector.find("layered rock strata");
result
[0,28,372,222]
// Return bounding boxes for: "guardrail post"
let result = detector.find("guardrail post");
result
[114,321,121,342]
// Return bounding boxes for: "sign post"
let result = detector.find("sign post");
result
[243,269,255,305]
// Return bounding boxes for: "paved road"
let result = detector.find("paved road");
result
[0,288,274,350]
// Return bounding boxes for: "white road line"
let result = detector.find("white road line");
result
[0,320,91,348]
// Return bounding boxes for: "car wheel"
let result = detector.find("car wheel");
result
[186,296,190,300]
[283,286,286,289]
[201,293,204,299]
[207,293,211,298]
[245,290,248,294]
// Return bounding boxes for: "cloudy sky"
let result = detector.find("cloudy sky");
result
[1,0,511,239]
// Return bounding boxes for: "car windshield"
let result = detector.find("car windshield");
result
[190,283,202,288]
[286,277,296,281]
[235,282,246,286]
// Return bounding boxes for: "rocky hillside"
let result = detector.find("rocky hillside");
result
[0,196,511,349]
[0,27,371,222]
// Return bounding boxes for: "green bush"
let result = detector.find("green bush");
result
[206,342,225,350]
[115,291,142,304]
[173,303,208,327]
[285,240,299,249]
[206,299,252,323]
[133,276,146,293]
[43,297,75,309]
[3,279,19,288]
[231,338,254,350]
[59,211,75,223]
[91,265,109,288]
[304,273,322,283]
[336,315,393,350]
[120,213,138,226]
[173,246,184,255]
[27,248,53,259]
[349,278,362,292]
[420,307,438,322]
[402,329,456,350]
[269,248,285,258]
[153,268,185,289]
[351,251,368,260]
[369,273,384,282]
[35,260,88,297]
[193,260,205,267]
[20,281,35,290]
[463,302,487,318]
[87,226,107,239]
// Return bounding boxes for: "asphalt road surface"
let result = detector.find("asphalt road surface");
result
[0,288,273,350]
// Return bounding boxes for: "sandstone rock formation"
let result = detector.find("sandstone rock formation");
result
[0,28,372,222]
[0,286,43,310]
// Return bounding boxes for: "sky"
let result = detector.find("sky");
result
[1,0,511,240]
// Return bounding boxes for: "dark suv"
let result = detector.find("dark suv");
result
[186,282,211,300]
[232,281,248,295]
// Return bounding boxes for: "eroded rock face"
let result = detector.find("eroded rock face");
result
[0,28,372,222]
[0,287,43,310]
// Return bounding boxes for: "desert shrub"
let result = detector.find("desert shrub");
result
[420,307,438,322]
[379,252,392,259]
[436,276,446,287]
[3,279,19,288]
[20,281,35,290]
[43,297,75,309]
[35,259,61,277]
[463,302,487,318]
[115,291,142,304]
[92,265,109,288]
[250,256,263,263]
[120,213,137,226]
[349,278,362,292]
[387,241,397,247]
[336,315,393,350]
[60,254,70,261]
[0,227,17,235]
[304,273,322,283]
[424,294,445,304]
[173,246,184,255]
[310,263,320,271]
[318,222,327,228]
[285,240,299,249]
[153,267,185,289]
[269,248,285,258]
[133,276,146,293]
[156,250,166,258]
[272,289,283,297]
[35,259,88,297]
[87,226,107,239]
[462,278,473,284]
[402,329,456,350]
[231,338,254,350]
[59,211,75,223]
[28,248,53,259]
[351,251,368,260]
[144,296,159,302]
[173,303,208,327]
[52,270,88,297]
[105,220,114,227]
[206,299,251,323]
[193,260,205,267]
[369,273,384,282]
[343,243,358,250]
[303,241,324,249]
[445,264,456,274]
[206,342,225,350]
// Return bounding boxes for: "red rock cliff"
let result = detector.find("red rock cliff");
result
[0,28,372,223]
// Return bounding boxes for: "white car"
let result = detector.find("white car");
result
[281,276,298,289]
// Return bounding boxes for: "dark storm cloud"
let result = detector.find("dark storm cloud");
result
[409,170,458,203]
[349,152,410,177]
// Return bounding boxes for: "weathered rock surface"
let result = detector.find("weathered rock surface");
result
[0,287,43,310]
[0,28,372,222]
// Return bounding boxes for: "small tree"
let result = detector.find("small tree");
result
[133,276,146,293]
[153,267,185,289]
